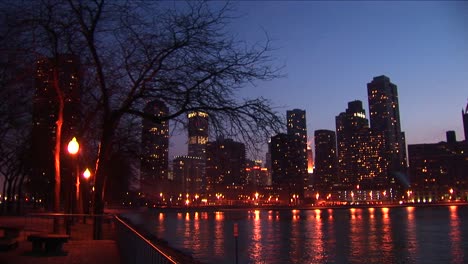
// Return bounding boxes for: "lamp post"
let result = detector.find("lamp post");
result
[82,168,91,223]
[67,137,80,215]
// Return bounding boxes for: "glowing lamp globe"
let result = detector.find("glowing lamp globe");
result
[83,168,91,179]
[67,137,79,155]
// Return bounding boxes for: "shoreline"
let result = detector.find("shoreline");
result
[113,201,468,213]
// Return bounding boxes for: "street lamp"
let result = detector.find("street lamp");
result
[83,168,91,180]
[82,168,92,222]
[68,137,79,155]
[67,137,80,214]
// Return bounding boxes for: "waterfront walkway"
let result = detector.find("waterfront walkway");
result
[0,216,120,264]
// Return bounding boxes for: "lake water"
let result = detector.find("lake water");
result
[124,206,468,264]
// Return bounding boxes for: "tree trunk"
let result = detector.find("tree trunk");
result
[1,178,6,215]
[52,66,65,232]
[16,173,26,215]
[93,120,115,239]
[6,178,13,214]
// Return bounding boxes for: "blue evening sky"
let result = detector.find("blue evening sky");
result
[170,1,468,160]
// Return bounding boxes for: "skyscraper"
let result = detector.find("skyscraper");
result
[286,109,309,194]
[206,138,246,191]
[287,109,307,145]
[187,111,209,193]
[463,101,468,141]
[314,129,338,192]
[336,100,370,189]
[173,155,203,195]
[270,133,306,197]
[367,75,407,186]
[140,100,169,195]
[31,54,81,208]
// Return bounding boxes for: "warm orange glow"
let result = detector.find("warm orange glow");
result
[254,210,260,220]
[67,137,79,155]
[83,168,91,179]
[315,209,321,219]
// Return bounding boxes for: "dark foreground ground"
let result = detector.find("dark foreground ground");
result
[0,216,120,264]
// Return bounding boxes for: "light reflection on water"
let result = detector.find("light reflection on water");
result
[134,206,468,264]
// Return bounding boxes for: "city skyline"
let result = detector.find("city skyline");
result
[169,1,468,160]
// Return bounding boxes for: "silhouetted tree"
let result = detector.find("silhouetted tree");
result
[0,15,34,215]
[6,0,283,237]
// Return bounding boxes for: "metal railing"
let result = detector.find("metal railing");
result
[114,215,178,264]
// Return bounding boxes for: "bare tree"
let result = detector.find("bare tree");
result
[8,0,282,238]
[0,12,34,215]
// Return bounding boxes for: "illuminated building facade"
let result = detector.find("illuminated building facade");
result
[270,133,307,197]
[367,75,407,187]
[307,145,314,175]
[286,109,309,194]
[206,138,246,191]
[463,101,468,141]
[314,129,338,192]
[140,100,169,195]
[245,160,269,187]
[31,54,81,208]
[187,111,209,192]
[335,100,370,190]
[408,132,468,202]
[173,155,203,194]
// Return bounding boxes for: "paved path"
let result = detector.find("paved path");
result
[0,239,120,264]
[0,216,121,264]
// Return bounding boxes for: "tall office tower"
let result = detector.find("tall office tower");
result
[206,138,246,191]
[265,140,272,185]
[173,155,203,195]
[140,100,169,195]
[270,133,307,197]
[31,54,81,209]
[286,109,309,194]
[245,160,269,187]
[314,129,338,193]
[446,131,457,144]
[367,75,407,184]
[336,100,373,190]
[287,109,307,144]
[187,111,209,193]
[463,101,468,141]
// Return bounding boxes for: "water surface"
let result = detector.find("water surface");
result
[125,206,468,264]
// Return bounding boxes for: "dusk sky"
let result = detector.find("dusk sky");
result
[170,1,468,160]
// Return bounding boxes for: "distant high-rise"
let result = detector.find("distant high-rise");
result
[173,155,203,194]
[408,134,468,201]
[245,160,269,187]
[270,133,306,197]
[206,138,246,191]
[335,100,370,189]
[446,131,456,144]
[286,109,309,193]
[31,54,81,208]
[463,101,468,141]
[314,129,338,192]
[140,100,169,195]
[287,109,307,145]
[187,111,209,192]
[367,75,407,184]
